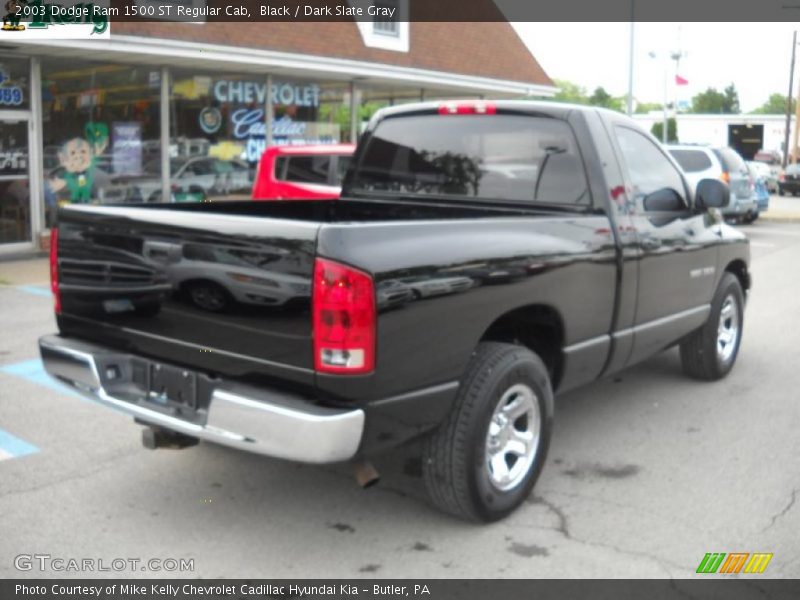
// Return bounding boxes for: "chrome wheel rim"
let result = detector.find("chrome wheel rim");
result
[717,294,739,363]
[485,383,540,492]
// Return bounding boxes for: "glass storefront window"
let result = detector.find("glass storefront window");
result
[0,57,30,110]
[41,57,161,222]
[169,71,349,201]
[0,119,30,244]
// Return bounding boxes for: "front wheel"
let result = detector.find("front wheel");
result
[422,342,553,522]
[679,273,744,381]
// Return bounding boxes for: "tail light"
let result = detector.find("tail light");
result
[780,172,786,182]
[720,171,730,184]
[438,102,496,115]
[312,258,375,374]
[50,227,61,314]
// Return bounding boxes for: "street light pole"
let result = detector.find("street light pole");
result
[626,0,635,116]
[783,30,796,169]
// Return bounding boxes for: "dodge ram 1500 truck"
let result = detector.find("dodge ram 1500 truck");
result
[40,101,750,522]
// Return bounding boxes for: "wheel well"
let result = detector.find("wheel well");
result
[725,259,750,293]
[480,305,565,388]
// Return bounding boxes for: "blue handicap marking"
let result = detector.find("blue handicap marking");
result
[0,428,39,460]
[16,285,52,298]
[1,359,85,400]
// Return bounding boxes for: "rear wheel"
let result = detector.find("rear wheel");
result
[679,273,744,381]
[422,342,553,522]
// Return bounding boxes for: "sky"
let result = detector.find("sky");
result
[511,23,799,112]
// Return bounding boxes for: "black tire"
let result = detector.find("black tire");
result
[679,273,744,381]
[778,188,785,196]
[742,210,758,224]
[185,280,232,312]
[422,342,554,522]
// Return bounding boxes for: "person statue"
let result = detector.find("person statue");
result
[49,123,109,204]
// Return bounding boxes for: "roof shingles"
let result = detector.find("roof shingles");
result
[112,21,552,87]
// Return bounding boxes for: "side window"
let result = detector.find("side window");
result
[614,126,687,212]
[282,156,330,184]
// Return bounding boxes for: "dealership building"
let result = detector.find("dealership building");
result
[0,15,554,255]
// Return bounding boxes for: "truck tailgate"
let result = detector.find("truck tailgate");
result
[55,205,319,386]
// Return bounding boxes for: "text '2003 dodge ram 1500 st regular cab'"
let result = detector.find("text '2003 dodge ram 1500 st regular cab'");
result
[40,101,750,522]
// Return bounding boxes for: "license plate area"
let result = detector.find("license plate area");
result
[147,363,197,411]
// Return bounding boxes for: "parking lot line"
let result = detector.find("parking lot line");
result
[0,428,39,461]
[15,285,51,298]
[1,359,85,401]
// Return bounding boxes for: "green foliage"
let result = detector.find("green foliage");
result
[752,93,796,115]
[318,101,386,140]
[588,87,625,112]
[690,84,740,114]
[635,102,663,114]
[651,118,678,143]
[548,80,625,112]
[552,79,589,104]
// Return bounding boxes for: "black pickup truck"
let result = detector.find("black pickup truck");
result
[40,101,750,521]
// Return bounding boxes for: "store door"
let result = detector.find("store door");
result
[0,113,31,246]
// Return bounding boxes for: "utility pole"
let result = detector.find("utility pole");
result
[626,0,635,116]
[783,31,796,169]
[794,75,800,165]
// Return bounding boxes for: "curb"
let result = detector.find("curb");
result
[758,214,800,224]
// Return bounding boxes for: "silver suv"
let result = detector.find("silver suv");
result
[668,145,758,222]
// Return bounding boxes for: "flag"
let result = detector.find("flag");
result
[675,75,689,86]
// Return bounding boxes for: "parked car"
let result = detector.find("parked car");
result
[140,240,311,312]
[121,157,252,203]
[42,101,749,522]
[251,144,355,200]
[668,145,758,222]
[748,159,778,194]
[752,151,780,193]
[746,162,770,216]
[778,163,800,196]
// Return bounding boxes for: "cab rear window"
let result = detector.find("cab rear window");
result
[351,114,590,206]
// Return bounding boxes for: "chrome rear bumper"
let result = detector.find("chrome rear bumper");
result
[39,335,364,463]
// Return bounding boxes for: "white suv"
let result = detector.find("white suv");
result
[668,145,758,222]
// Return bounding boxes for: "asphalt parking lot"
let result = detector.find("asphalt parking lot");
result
[1,219,799,579]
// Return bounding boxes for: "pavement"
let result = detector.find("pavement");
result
[0,220,798,579]
[759,194,800,222]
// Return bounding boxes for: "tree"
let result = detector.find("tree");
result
[752,93,796,114]
[635,101,663,114]
[588,87,625,112]
[723,84,740,114]
[552,79,589,104]
[690,84,740,114]
[651,118,678,143]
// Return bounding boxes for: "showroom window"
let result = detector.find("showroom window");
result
[0,57,31,245]
[169,70,348,201]
[41,57,161,222]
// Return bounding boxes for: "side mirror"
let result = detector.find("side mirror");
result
[643,188,684,212]
[696,178,730,210]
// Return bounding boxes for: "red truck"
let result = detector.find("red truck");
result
[251,144,355,200]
